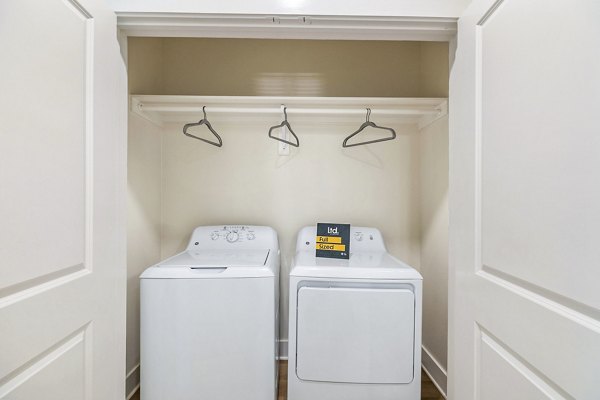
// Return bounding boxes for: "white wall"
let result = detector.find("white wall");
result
[108,0,471,18]
[126,113,162,396]
[418,116,449,394]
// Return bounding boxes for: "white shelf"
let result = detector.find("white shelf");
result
[117,14,457,42]
[130,95,448,130]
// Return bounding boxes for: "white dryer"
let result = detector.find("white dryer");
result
[288,226,422,400]
[140,225,280,400]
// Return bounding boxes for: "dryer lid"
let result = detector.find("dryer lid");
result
[291,250,422,280]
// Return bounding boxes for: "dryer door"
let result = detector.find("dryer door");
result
[296,284,415,384]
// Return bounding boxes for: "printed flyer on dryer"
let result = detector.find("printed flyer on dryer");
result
[315,223,350,259]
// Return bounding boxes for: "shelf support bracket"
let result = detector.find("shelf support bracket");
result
[418,100,448,130]
[130,97,163,127]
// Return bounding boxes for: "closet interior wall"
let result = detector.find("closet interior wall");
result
[126,37,449,392]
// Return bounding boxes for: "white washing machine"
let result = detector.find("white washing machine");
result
[140,225,280,400]
[288,226,422,400]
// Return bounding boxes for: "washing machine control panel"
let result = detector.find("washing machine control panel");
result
[207,226,256,243]
[187,225,277,250]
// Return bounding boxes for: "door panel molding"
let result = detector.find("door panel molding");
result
[476,0,505,26]
[473,0,506,277]
[0,265,88,307]
[480,266,600,326]
[473,271,600,399]
[65,0,96,279]
[478,0,600,310]
[0,0,94,293]
[0,0,95,316]
[0,325,90,398]
[477,325,571,400]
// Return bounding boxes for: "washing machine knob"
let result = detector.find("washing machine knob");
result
[226,231,239,243]
[247,233,256,240]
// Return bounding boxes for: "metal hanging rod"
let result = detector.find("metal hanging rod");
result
[130,96,449,130]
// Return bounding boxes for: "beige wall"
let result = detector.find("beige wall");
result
[419,42,450,98]
[129,37,448,98]
[160,120,422,340]
[128,38,164,95]
[418,116,449,387]
[127,37,449,370]
[126,113,162,392]
[418,41,449,390]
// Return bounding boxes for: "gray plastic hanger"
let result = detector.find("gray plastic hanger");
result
[342,108,396,148]
[268,107,300,147]
[183,106,223,147]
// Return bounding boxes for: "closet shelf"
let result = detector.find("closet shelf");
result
[130,95,448,130]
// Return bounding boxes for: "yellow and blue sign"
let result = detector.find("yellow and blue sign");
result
[316,223,350,259]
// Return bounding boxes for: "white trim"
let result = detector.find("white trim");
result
[125,363,140,399]
[130,95,448,128]
[116,13,457,42]
[278,339,289,360]
[422,345,447,398]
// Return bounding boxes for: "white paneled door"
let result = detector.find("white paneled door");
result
[0,0,126,399]
[449,1,600,399]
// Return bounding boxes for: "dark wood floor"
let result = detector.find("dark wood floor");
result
[131,361,444,400]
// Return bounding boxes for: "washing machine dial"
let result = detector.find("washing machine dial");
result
[226,231,239,243]
[247,232,256,240]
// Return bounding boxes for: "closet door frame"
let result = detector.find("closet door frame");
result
[115,14,458,42]
[116,13,457,397]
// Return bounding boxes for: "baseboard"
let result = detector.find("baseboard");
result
[421,346,447,398]
[125,363,140,399]
[278,339,288,360]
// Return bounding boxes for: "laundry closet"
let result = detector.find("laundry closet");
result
[126,37,449,396]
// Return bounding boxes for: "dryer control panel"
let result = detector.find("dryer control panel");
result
[187,225,278,250]
[296,226,387,253]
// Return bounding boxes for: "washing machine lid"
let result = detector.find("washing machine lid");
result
[160,249,270,267]
[140,249,274,279]
[290,250,422,280]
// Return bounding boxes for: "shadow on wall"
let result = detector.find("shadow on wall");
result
[255,73,324,96]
